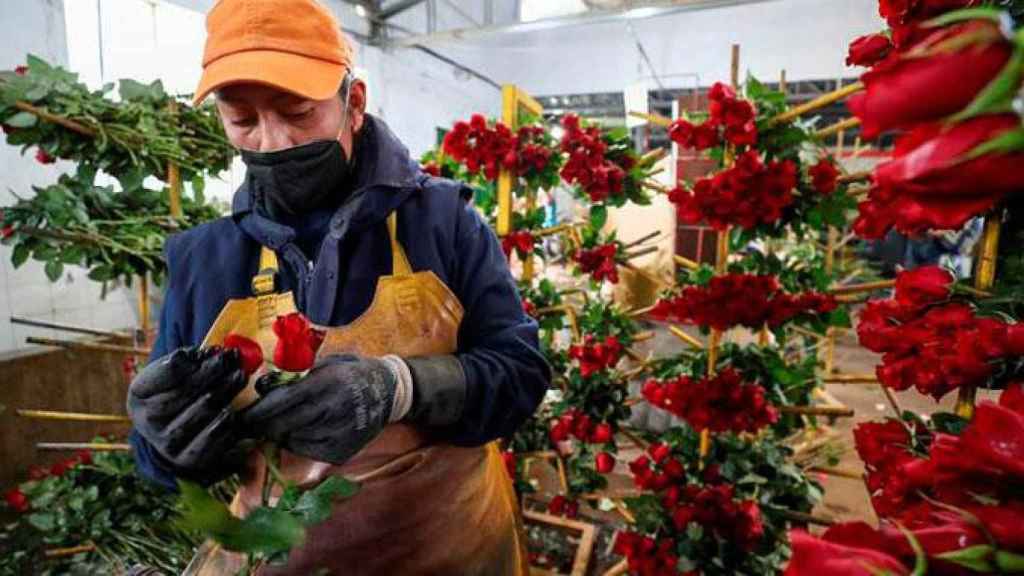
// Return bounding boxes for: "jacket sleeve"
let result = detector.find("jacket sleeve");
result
[129,241,185,491]
[443,195,551,446]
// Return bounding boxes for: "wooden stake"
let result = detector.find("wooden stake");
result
[808,466,863,480]
[26,336,151,356]
[815,117,861,139]
[38,442,131,451]
[768,82,864,125]
[17,409,131,424]
[668,325,704,350]
[838,170,872,184]
[829,279,895,294]
[627,110,672,127]
[673,254,700,271]
[14,101,96,136]
[44,543,96,558]
[956,214,1001,418]
[823,374,879,384]
[779,405,854,418]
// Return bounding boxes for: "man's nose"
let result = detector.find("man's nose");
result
[257,117,293,152]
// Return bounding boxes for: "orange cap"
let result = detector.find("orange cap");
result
[193,0,353,105]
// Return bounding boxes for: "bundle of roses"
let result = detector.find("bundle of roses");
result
[500,206,545,261]
[650,272,839,332]
[572,226,628,285]
[786,383,1024,575]
[559,113,658,214]
[615,429,821,576]
[668,82,758,151]
[847,7,1024,237]
[641,368,778,434]
[442,114,519,181]
[857,265,1024,400]
[544,301,640,515]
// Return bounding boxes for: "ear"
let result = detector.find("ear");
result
[348,79,367,133]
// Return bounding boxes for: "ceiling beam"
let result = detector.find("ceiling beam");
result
[386,0,781,48]
[378,0,427,19]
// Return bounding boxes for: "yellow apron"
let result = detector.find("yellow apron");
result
[187,213,527,575]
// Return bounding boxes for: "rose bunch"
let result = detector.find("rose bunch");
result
[669,150,799,230]
[641,368,779,434]
[501,229,536,260]
[808,157,840,195]
[549,408,615,445]
[668,82,758,150]
[573,242,621,284]
[857,266,1024,399]
[878,0,983,48]
[568,334,623,378]
[514,125,556,176]
[853,114,1024,238]
[651,272,837,331]
[612,532,687,576]
[559,114,627,203]
[442,114,518,181]
[848,19,1013,139]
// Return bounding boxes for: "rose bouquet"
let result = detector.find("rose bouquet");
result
[176,312,359,575]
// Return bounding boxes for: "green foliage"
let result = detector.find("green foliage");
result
[0,55,234,181]
[576,299,639,347]
[177,474,359,570]
[0,166,220,287]
[0,448,199,576]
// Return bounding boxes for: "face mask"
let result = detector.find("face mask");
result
[241,77,354,217]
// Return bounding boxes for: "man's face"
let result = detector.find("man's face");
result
[215,80,366,156]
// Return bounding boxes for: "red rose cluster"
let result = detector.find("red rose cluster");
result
[668,82,758,151]
[846,16,1021,238]
[807,158,839,195]
[568,334,623,378]
[559,114,626,202]
[857,266,1024,399]
[612,532,691,576]
[547,494,580,519]
[421,161,441,177]
[642,368,778,434]
[790,387,1024,575]
[650,273,837,331]
[515,125,555,176]
[501,230,535,259]
[35,148,55,165]
[668,150,798,230]
[4,449,95,514]
[877,0,980,49]
[442,114,518,181]
[549,408,615,445]
[573,243,620,284]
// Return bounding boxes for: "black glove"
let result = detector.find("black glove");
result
[128,346,248,482]
[238,355,398,465]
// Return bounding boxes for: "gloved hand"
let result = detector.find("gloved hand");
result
[238,355,403,464]
[128,346,249,482]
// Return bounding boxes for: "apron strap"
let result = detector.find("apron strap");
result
[252,247,279,296]
[387,212,413,276]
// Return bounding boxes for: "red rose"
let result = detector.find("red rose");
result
[14,65,27,76]
[549,420,569,443]
[76,449,93,466]
[27,465,48,480]
[224,333,264,377]
[271,313,324,372]
[848,20,1012,139]
[969,502,1024,551]
[808,158,839,195]
[421,162,441,177]
[1005,324,1024,356]
[50,458,75,477]
[846,33,893,67]
[855,114,1024,238]
[955,402,1024,480]
[501,230,535,259]
[785,529,909,576]
[501,451,516,479]
[893,265,952,309]
[4,488,29,513]
[595,451,615,474]
[548,495,579,518]
[35,148,55,164]
[999,380,1024,415]
[590,422,613,443]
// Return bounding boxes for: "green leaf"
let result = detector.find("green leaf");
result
[290,476,359,526]
[222,507,305,555]
[5,111,38,128]
[190,175,206,205]
[925,6,1005,27]
[44,260,63,282]
[965,126,1024,159]
[590,204,608,231]
[935,544,995,572]
[931,412,969,435]
[27,512,55,531]
[11,243,30,268]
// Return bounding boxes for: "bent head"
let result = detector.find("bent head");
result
[215,77,367,156]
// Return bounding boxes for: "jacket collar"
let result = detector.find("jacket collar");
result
[231,114,424,249]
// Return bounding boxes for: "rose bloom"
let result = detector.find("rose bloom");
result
[847,33,893,67]
[848,19,1012,139]
[272,313,324,372]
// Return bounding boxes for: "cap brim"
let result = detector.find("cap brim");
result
[193,49,346,106]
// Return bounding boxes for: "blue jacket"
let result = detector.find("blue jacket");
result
[131,116,550,489]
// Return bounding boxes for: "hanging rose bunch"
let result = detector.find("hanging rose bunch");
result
[669,82,758,151]
[788,385,1024,575]
[669,150,799,230]
[857,266,1024,399]
[641,368,778,434]
[614,430,821,575]
[651,272,837,331]
[568,334,623,378]
[573,242,621,284]
[559,113,626,203]
[442,114,518,181]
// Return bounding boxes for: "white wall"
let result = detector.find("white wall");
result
[0,0,138,353]
[427,0,885,96]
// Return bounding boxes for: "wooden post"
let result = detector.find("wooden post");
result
[955,215,1001,418]
[167,100,183,219]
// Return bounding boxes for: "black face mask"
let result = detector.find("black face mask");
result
[241,138,352,217]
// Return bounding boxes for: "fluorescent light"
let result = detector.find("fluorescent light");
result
[624,6,663,19]
[355,4,367,18]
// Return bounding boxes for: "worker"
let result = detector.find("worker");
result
[125,0,549,574]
